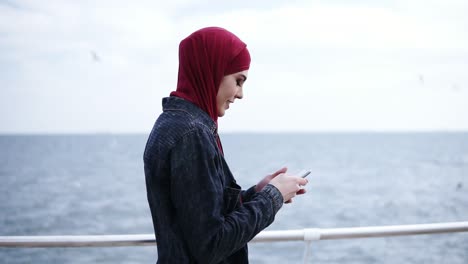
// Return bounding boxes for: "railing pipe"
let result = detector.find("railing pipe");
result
[1,221,467,248]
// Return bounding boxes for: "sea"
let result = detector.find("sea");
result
[1,133,467,263]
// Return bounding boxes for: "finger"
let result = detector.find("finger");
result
[296,189,306,195]
[285,198,292,204]
[263,168,287,182]
[296,177,308,186]
[271,167,287,178]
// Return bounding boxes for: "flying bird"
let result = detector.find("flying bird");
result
[418,74,424,86]
[90,50,101,62]
[451,84,461,92]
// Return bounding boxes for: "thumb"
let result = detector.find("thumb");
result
[270,167,288,179]
[297,177,308,186]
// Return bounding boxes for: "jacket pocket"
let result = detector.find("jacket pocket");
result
[223,181,241,215]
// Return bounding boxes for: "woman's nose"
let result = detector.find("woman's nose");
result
[236,86,243,99]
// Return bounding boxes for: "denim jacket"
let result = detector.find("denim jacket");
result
[144,96,283,264]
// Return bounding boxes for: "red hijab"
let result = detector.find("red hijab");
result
[171,27,251,152]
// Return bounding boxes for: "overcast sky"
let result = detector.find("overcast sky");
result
[1,0,467,133]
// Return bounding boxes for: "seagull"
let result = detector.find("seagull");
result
[90,50,101,62]
[451,84,461,92]
[418,74,424,86]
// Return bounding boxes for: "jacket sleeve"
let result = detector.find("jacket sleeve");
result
[169,128,283,264]
[241,186,257,202]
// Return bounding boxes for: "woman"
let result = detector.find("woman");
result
[144,27,308,264]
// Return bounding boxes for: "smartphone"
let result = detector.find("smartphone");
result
[301,171,311,178]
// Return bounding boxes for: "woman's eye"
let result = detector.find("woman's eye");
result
[236,80,242,86]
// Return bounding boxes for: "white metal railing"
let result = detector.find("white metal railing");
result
[1,221,468,263]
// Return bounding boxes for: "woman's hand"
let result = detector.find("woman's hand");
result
[255,167,288,192]
[256,167,309,203]
[269,171,308,204]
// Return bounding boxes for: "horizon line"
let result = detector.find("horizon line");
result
[1,130,468,136]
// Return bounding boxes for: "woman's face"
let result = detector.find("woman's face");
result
[216,70,248,117]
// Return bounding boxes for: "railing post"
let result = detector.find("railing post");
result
[302,228,321,263]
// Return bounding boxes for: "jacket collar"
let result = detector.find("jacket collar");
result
[162,96,218,133]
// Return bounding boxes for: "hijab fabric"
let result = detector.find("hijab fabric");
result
[171,27,251,152]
